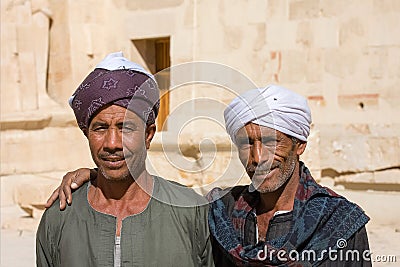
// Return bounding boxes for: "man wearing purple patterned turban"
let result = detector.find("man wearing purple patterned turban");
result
[37,52,214,267]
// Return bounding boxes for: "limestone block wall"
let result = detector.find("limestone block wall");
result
[188,0,400,188]
[1,0,96,177]
[1,0,399,208]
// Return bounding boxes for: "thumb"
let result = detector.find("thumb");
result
[71,182,79,189]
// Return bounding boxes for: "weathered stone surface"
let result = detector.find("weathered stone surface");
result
[340,19,365,48]
[314,19,339,48]
[316,124,400,177]
[47,0,73,106]
[305,49,324,83]
[247,0,267,24]
[125,0,184,10]
[0,112,52,130]
[334,169,400,186]
[266,0,288,19]
[1,126,95,176]
[296,21,313,48]
[266,21,297,50]
[1,173,60,207]
[324,48,360,78]
[280,50,307,82]
[289,0,320,20]
[368,13,400,46]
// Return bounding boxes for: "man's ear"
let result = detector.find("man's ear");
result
[296,141,307,156]
[145,124,156,149]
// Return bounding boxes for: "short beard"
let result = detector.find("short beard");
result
[253,147,297,193]
[98,167,131,182]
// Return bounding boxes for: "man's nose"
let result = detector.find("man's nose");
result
[103,128,122,152]
[251,142,265,165]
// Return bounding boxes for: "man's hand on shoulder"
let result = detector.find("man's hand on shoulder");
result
[45,168,96,210]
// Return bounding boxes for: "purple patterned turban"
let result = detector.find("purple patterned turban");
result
[69,52,159,133]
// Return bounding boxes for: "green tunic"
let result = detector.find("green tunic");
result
[36,176,214,267]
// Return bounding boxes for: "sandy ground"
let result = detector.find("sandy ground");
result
[1,200,400,266]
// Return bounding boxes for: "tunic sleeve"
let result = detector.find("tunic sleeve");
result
[36,210,55,267]
[196,204,215,267]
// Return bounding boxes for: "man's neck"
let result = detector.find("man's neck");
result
[257,162,300,215]
[88,170,153,215]
[254,162,301,242]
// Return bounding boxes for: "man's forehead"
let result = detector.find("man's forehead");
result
[92,104,125,118]
[91,104,141,122]
[236,123,282,136]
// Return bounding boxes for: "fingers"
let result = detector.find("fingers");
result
[45,186,61,208]
[71,182,79,189]
[45,168,93,210]
[44,184,68,211]
[60,171,74,209]
[59,184,68,210]
[61,168,92,208]
[72,168,91,187]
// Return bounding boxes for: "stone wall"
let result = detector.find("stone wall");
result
[1,0,399,207]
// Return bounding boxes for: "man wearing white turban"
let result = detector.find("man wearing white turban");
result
[208,85,371,266]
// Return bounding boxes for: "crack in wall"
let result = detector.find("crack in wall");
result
[321,166,400,178]
[321,166,400,191]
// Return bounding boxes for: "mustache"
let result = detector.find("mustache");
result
[99,151,125,159]
[246,162,281,173]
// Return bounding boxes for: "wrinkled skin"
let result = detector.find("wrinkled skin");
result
[45,105,155,210]
[235,123,306,193]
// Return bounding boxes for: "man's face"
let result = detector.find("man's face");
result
[235,123,306,193]
[87,105,155,181]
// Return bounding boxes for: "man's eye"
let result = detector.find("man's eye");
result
[93,126,107,131]
[262,138,277,147]
[237,139,251,148]
[122,126,135,133]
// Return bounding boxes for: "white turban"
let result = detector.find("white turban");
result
[95,51,152,74]
[224,85,312,144]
